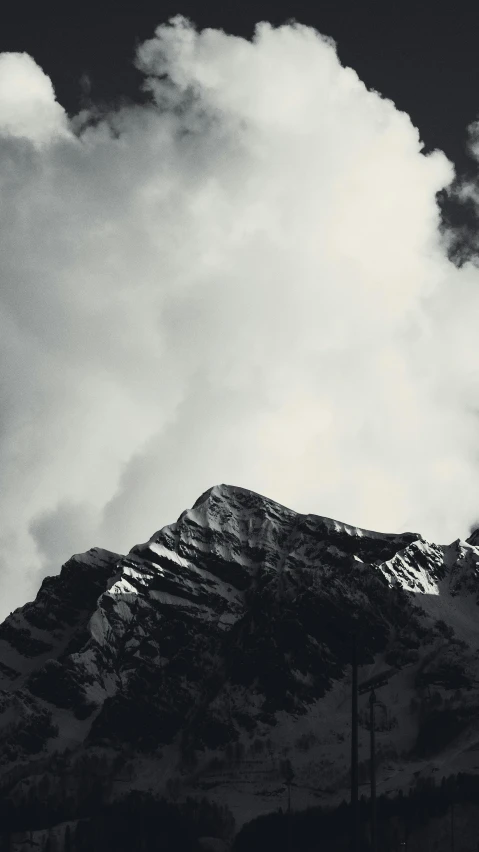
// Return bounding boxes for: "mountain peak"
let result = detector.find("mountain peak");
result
[1,486,479,841]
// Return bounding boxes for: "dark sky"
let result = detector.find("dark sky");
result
[2,4,479,175]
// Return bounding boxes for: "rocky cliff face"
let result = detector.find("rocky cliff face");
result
[1,485,479,836]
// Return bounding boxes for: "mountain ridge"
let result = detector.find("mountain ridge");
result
[1,484,479,842]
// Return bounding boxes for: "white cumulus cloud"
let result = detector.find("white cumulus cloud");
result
[1,17,479,617]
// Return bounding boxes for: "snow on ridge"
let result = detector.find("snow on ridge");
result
[376,540,441,594]
[108,576,140,598]
[148,541,190,568]
[455,537,479,556]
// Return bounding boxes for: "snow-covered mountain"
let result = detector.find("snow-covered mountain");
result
[2,484,479,842]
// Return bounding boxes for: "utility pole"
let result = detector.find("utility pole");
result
[285,760,294,852]
[351,633,359,852]
[139,794,145,852]
[451,792,455,852]
[358,663,400,852]
[369,690,377,852]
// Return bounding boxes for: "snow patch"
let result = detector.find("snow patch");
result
[148,541,190,569]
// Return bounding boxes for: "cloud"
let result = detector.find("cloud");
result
[30,502,98,577]
[0,53,69,144]
[1,17,479,617]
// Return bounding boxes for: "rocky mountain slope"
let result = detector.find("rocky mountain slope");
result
[1,484,479,842]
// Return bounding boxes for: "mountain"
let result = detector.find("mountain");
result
[1,484,479,848]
